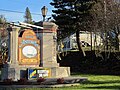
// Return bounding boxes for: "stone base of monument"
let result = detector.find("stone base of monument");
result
[1,64,70,81]
[50,67,70,78]
[1,64,20,81]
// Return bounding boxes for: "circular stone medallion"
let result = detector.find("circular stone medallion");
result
[22,46,37,58]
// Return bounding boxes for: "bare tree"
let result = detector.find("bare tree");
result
[90,0,120,59]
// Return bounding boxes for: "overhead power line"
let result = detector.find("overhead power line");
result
[0,9,51,16]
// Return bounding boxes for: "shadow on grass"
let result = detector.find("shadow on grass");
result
[80,80,120,89]
[71,72,120,76]
[81,80,120,84]
[85,85,120,89]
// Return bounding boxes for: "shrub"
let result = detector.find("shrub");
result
[57,78,64,84]
[3,78,13,85]
[18,78,28,85]
[37,77,45,84]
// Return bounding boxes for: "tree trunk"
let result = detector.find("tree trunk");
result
[90,31,92,51]
[118,34,120,51]
[76,30,86,57]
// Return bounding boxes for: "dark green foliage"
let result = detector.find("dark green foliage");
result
[24,7,33,24]
[58,51,120,75]
[50,0,97,40]
[51,0,98,57]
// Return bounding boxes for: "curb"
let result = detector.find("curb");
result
[0,83,80,88]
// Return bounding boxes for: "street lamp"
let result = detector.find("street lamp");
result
[41,6,48,21]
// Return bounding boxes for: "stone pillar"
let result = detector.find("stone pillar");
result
[40,22,59,67]
[39,22,70,78]
[10,27,19,64]
[1,27,20,81]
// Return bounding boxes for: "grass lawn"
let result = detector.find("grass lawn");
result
[72,74,120,90]
[0,74,120,90]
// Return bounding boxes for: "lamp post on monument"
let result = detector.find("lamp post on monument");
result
[41,6,48,22]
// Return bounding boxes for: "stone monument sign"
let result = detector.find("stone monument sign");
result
[18,30,40,65]
[1,22,70,81]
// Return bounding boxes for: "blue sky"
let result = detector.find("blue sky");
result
[0,0,54,22]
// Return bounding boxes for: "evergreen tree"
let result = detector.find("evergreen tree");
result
[24,7,33,24]
[50,0,97,56]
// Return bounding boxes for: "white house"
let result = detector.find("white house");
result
[58,31,103,51]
